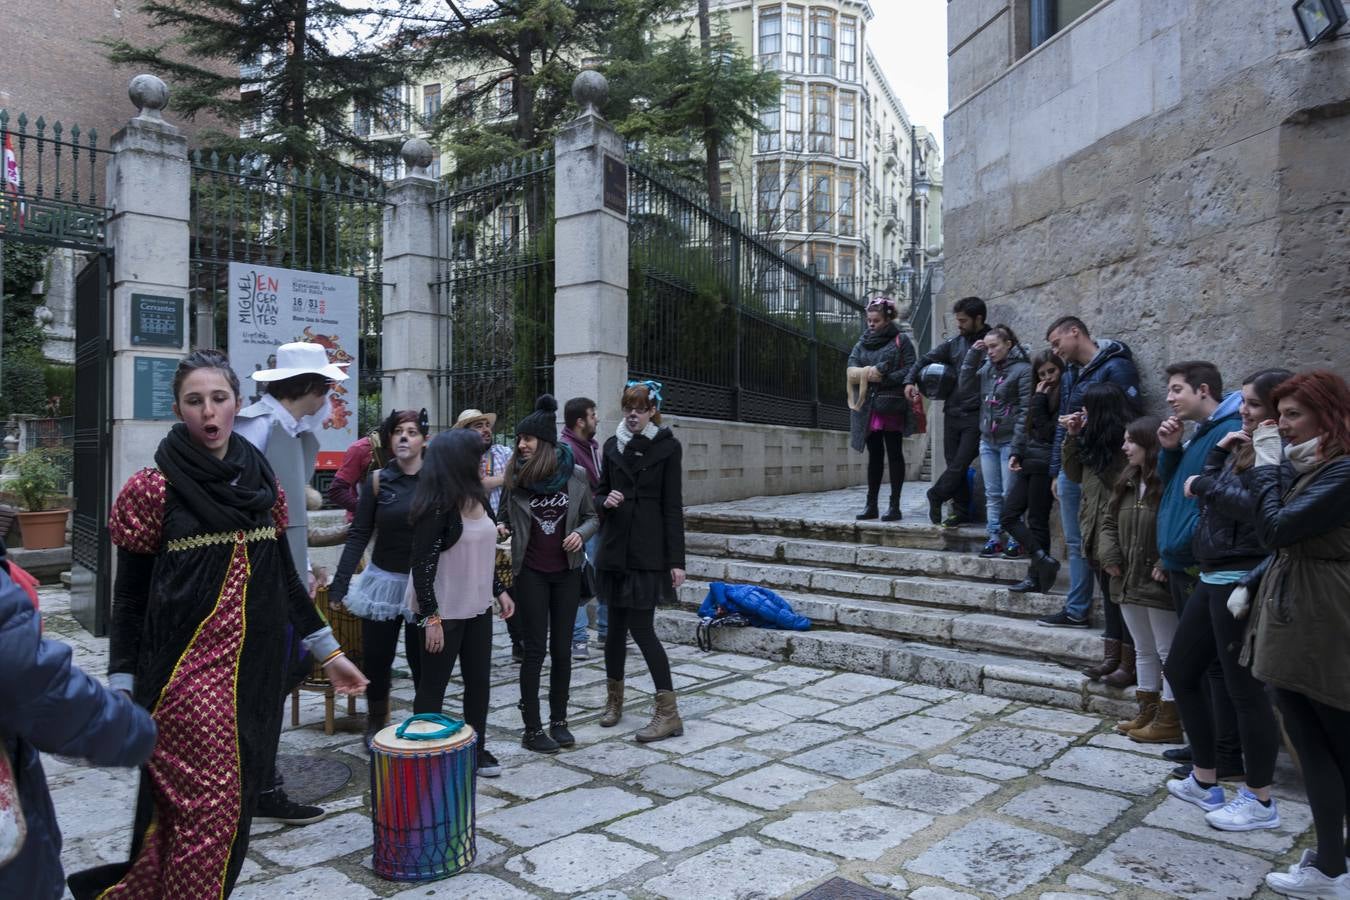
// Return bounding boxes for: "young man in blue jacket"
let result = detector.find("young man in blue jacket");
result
[1036,316,1141,629]
[1155,360,1245,779]
[0,539,156,900]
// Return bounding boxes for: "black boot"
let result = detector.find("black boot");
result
[518,701,560,753]
[364,698,390,747]
[856,491,880,520]
[927,489,943,525]
[881,495,903,522]
[1008,562,1039,593]
[1032,551,1062,592]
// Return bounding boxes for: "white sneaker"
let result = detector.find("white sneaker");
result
[1205,787,1281,832]
[1166,773,1226,812]
[1266,855,1350,899]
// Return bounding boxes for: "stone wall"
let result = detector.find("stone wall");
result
[668,414,929,505]
[945,0,1350,406]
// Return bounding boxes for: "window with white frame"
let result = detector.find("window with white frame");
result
[809,85,833,154]
[784,84,804,152]
[810,8,835,76]
[839,91,857,159]
[758,9,782,70]
[840,17,858,81]
[786,6,805,73]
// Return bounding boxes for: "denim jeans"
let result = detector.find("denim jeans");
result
[573,533,607,642]
[978,439,1015,540]
[1057,472,1095,620]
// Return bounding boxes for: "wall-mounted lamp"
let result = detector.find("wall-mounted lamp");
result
[1294,0,1347,47]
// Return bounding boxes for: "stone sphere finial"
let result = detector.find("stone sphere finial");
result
[572,70,608,118]
[400,137,435,177]
[129,74,169,121]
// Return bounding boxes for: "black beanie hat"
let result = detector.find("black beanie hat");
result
[515,394,558,445]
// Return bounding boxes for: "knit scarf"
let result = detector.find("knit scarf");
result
[859,321,900,351]
[615,421,659,454]
[517,442,575,495]
[1286,437,1322,475]
[154,423,278,532]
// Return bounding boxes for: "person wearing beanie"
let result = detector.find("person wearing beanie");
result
[501,395,599,753]
[594,381,688,743]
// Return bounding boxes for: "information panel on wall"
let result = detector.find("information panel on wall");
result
[227,262,359,469]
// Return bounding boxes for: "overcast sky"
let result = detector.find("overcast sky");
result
[868,1,948,151]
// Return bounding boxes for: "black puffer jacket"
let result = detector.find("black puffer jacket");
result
[1012,391,1058,474]
[1190,445,1266,571]
[848,323,917,452]
[904,324,991,419]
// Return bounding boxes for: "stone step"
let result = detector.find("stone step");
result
[655,608,1134,719]
[676,579,1100,668]
[684,555,1068,621]
[686,531,1034,584]
[685,508,992,553]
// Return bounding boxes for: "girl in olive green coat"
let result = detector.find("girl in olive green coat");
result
[1099,417,1180,742]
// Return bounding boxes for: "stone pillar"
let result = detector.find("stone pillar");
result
[106,75,190,496]
[553,71,629,438]
[380,139,441,421]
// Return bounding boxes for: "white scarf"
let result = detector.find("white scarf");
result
[1285,436,1322,475]
[615,421,659,453]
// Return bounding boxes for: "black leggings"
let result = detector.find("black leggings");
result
[1165,581,1279,787]
[413,610,493,744]
[1097,570,1131,642]
[1275,688,1350,877]
[865,430,905,502]
[515,566,581,727]
[361,617,423,705]
[1002,470,1052,555]
[1167,570,1243,768]
[605,606,673,692]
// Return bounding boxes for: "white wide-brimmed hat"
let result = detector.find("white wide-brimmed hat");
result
[452,408,498,430]
[251,341,350,382]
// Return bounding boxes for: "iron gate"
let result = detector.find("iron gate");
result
[0,109,113,634]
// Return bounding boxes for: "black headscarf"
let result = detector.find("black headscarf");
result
[154,424,278,532]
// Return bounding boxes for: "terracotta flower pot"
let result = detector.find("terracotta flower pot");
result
[16,509,69,551]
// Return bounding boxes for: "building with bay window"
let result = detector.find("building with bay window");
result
[685,0,943,298]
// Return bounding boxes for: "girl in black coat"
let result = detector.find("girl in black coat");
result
[847,297,917,521]
[595,381,687,743]
[1006,350,1065,593]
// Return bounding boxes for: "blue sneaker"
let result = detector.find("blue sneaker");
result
[978,539,1003,558]
[1167,773,1226,812]
[1002,540,1024,559]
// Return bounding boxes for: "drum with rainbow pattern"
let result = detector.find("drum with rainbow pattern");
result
[370,714,477,881]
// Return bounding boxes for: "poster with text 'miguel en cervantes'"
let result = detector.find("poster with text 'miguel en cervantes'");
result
[227,261,359,469]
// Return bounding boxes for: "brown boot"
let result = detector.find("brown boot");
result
[1115,690,1159,735]
[600,679,624,728]
[635,690,684,743]
[1082,638,1122,680]
[1102,644,1138,688]
[1129,699,1183,743]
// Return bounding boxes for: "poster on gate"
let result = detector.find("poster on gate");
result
[227,261,359,469]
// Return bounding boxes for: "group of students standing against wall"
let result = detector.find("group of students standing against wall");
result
[859,295,1350,899]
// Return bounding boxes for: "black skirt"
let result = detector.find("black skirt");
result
[597,568,676,610]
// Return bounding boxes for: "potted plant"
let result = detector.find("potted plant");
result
[10,448,70,550]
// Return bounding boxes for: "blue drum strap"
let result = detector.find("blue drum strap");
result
[394,713,465,741]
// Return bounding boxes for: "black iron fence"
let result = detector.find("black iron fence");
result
[909,265,936,358]
[188,154,389,416]
[627,160,867,431]
[430,150,555,434]
[0,109,112,249]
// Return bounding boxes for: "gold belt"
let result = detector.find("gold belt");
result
[165,527,277,553]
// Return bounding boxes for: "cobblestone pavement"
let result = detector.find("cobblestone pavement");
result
[42,584,1310,899]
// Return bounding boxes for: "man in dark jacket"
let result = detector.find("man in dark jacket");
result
[0,539,156,899]
[905,296,991,525]
[1036,316,1141,628]
[561,396,607,659]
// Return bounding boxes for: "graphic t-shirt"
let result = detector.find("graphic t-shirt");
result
[523,490,569,573]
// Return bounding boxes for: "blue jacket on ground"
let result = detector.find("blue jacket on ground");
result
[699,582,811,631]
[1156,391,1243,570]
[1049,340,1142,479]
[0,543,157,900]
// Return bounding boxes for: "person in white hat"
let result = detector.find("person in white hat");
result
[233,340,348,826]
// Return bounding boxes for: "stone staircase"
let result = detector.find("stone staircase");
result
[655,497,1133,718]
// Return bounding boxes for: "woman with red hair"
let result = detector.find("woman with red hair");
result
[1243,370,1350,899]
